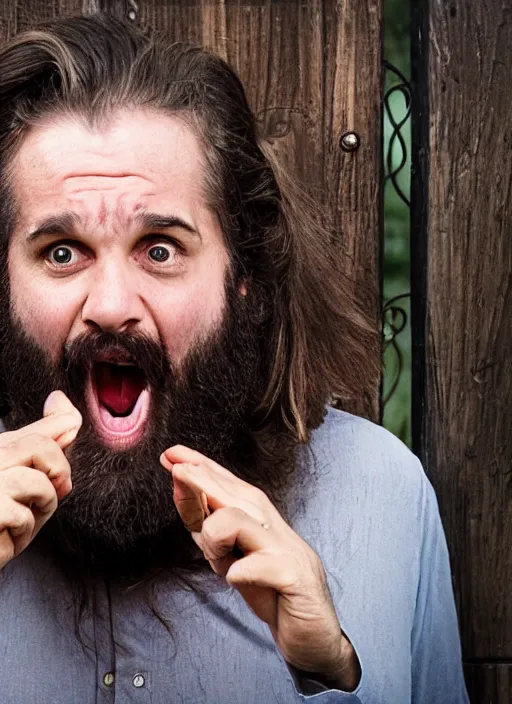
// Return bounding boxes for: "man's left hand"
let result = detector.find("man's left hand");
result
[160,445,361,692]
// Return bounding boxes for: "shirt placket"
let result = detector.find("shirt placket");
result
[109,584,153,704]
[92,580,116,703]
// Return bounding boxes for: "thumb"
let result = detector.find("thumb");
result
[43,390,78,417]
[43,390,82,445]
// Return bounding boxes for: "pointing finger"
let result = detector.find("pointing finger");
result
[171,471,210,532]
[0,433,72,500]
[161,445,233,479]
[4,391,82,451]
[43,391,82,447]
[200,507,273,562]
[43,390,78,418]
[8,412,82,451]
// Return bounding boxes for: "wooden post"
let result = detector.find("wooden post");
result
[412,0,512,701]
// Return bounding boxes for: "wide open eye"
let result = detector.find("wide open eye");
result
[146,241,180,266]
[148,244,174,263]
[48,245,77,266]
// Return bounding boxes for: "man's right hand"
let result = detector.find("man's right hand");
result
[0,390,82,570]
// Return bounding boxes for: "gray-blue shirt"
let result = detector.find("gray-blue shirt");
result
[0,408,469,703]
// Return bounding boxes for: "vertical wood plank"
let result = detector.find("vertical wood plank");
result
[0,0,384,421]
[464,664,512,704]
[415,0,512,700]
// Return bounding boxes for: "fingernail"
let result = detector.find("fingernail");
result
[56,477,72,501]
[57,427,79,448]
[160,452,173,469]
[64,477,73,496]
[201,492,210,517]
[43,390,60,416]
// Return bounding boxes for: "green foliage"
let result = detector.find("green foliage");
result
[384,0,410,76]
[382,0,411,447]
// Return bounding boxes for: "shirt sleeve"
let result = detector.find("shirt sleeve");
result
[411,477,470,704]
[286,663,362,702]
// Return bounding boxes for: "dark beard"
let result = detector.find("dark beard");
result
[0,281,297,583]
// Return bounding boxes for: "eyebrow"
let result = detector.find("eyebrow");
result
[135,212,201,241]
[26,210,201,243]
[26,212,80,243]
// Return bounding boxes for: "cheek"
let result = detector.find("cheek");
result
[9,278,76,362]
[159,286,227,364]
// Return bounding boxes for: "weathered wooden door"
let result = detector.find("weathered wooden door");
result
[412,1,512,702]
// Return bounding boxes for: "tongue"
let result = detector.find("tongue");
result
[95,363,146,415]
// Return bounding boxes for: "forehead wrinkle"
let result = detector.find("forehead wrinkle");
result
[64,189,147,238]
[98,197,107,226]
[61,172,156,197]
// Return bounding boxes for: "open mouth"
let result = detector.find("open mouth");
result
[86,351,151,447]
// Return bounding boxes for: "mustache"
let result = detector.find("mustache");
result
[63,329,172,390]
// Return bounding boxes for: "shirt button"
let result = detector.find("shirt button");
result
[103,672,115,687]
[132,674,145,688]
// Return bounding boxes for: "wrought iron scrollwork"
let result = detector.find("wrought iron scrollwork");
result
[383,60,411,207]
[382,61,411,411]
[383,293,411,405]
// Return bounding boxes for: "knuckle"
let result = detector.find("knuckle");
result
[0,438,18,457]
[301,542,323,570]
[60,411,82,428]
[35,474,57,501]
[39,492,58,516]
[6,504,34,537]
[201,511,233,548]
[201,507,245,547]
[28,434,59,454]
[0,430,14,445]
[3,433,55,460]
[2,466,54,501]
[201,535,228,562]
[47,451,71,476]
[201,517,218,545]
[0,467,28,494]
[280,556,301,585]
[249,485,269,507]
[27,435,70,476]
[214,506,246,531]
[16,433,45,449]
[226,506,246,520]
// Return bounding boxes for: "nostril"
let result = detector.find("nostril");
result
[83,318,141,335]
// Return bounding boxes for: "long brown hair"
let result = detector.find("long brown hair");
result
[0,13,379,442]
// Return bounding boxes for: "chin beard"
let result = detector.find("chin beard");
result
[0,281,298,583]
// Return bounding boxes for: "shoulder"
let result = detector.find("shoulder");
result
[289,407,434,542]
[307,406,427,495]
[289,409,438,607]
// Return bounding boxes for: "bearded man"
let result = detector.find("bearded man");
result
[0,14,468,704]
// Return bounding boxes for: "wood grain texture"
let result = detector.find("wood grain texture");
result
[464,664,512,704]
[0,0,383,420]
[423,0,512,697]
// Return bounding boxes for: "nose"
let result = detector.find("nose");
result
[81,259,145,333]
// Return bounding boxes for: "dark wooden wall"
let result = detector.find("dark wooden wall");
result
[413,0,512,701]
[0,0,383,421]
